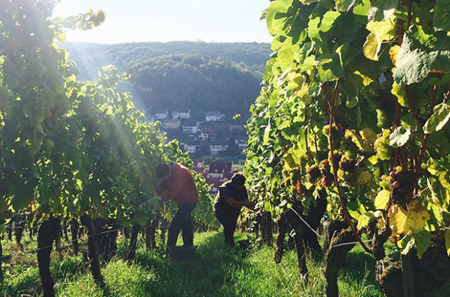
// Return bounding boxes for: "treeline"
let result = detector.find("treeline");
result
[61,42,270,118]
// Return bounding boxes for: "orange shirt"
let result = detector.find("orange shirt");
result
[156,163,199,205]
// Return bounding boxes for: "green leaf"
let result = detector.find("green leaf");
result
[308,17,322,42]
[341,79,358,108]
[389,126,411,148]
[363,33,381,61]
[413,231,432,259]
[375,190,390,210]
[423,102,450,134]
[401,114,418,132]
[336,0,361,12]
[263,120,271,144]
[366,16,396,41]
[317,54,343,82]
[368,0,399,22]
[434,0,450,31]
[320,11,341,32]
[394,28,450,84]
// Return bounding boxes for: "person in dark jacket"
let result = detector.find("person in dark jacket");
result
[213,173,255,246]
[156,162,198,247]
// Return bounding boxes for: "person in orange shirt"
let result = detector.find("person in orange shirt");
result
[156,162,199,247]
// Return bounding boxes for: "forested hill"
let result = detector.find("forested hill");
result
[61,42,270,118]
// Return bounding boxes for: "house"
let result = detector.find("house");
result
[162,119,181,130]
[199,128,218,142]
[234,136,247,150]
[229,124,245,132]
[208,161,233,178]
[155,109,169,120]
[205,177,222,194]
[205,111,224,122]
[210,141,229,156]
[184,142,202,154]
[182,120,199,134]
[172,109,191,120]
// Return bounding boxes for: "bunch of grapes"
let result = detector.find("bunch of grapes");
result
[376,109,387,128]
[307,164,321,183]
[320,159,334,187]
[389,166,414,207]
[338,155,357,184]
[374,129,392,160]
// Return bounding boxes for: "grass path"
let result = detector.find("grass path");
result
[1,231,383,296]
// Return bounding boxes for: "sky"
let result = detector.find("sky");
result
[52,0,272,44]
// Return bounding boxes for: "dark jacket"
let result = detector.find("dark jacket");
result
[213,181,248,218]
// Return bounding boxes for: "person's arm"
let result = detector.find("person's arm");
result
[224,197,255,210]
[159,170,186,203]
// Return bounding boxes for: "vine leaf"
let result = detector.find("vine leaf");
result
[389,126,411,148]
[363,33,381,61]
[390,199,430,236]
[368,0,399,22]
[375,189,390,210]
[394,28,450,85]
[366,16,396,41]
[433,0,450,31]
[423,102,450,134]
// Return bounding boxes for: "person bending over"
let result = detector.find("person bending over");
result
[213,173,255,246]
[156,162,198,247]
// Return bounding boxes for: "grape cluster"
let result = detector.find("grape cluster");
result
[320,160,334,187]
[388,166,414,206]
[339,155,356,173]
[374,129,392,160]
[307,164,321,183]
[376,109,387,128]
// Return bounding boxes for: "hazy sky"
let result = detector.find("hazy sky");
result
[52,0,272,44]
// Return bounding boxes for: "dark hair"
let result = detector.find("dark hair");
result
[156,163,171,178]
[231,173,246,186]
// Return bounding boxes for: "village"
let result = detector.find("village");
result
[151,108,248,194]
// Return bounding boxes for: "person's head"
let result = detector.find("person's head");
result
[156,162,174,179]
[231,173,246,190]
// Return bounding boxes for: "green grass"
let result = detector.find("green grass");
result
[1,232,384,296]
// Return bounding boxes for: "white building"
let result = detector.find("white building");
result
[155,109,169,120]
[205,111,225,122]
[172,109,191,120]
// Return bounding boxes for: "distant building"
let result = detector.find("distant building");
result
[229,124,245,132]
[205,177,222,194]
[234,136,247,150]
[155,109,169,120]
[182,120,199,134]
[205,111,225,122]
[162,119,181,129]
[184,142,202,154]
[210,141,229,156]
[172,109,191,120]
[208,161,233,178]
[200,128,218,142]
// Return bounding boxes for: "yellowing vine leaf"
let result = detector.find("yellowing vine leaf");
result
[389,45,400,66]
[390,199,430,235]
[375,189,390,209]
[363,32,381,61]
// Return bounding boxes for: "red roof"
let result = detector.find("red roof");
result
[205,177,221,187]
